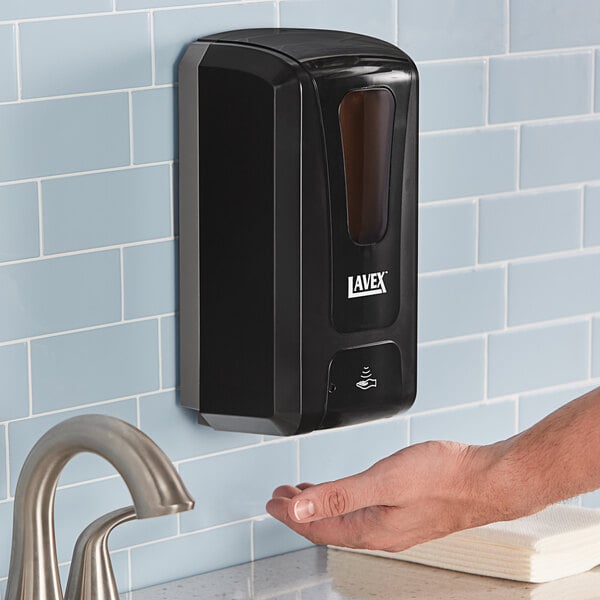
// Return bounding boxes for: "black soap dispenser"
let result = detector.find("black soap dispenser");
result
[178,28,418,436]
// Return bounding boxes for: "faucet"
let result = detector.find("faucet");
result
[5,415,195,600]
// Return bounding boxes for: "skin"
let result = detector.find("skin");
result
[266,386,600,552]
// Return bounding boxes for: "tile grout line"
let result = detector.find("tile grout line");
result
[150,10,156,86]
[0,159,174,187]
[0,0,270,26]
[158,318,164,390]
[36,180,44,257]
[120,247,126,321]
[4,425,10,500]
[128,91,134,165]
[484,59,490,125]
[474,197,481,264]
[127,548,133,595]
[515,124,522,190]
[0,312,175,348]
[588,317,594,379]
[14,22,22,100]
[503,264,509,329]
[591,50,597,113]
[169,163,175,237]
[26,340,33,417]
[0,234,176,268]
[580,186,586,248]
[0,83,175,107]
[394,0,399,46]
[504,0,510,53]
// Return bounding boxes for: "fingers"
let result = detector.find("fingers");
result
[267,499,394,550]
[287,471,379,524]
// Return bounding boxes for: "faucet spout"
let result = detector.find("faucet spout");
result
[5,415,195,600]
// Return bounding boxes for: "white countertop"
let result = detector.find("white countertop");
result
[129,546,600,599]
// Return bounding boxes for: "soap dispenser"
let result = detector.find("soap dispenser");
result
[179,28,418,436]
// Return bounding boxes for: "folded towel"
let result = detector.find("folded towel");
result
[332,504,600,583]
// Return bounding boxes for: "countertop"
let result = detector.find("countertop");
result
[130,546,600,599]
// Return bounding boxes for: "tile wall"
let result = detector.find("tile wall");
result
[0,0,599,593]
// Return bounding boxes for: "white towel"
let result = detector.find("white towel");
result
[332,504,600,583]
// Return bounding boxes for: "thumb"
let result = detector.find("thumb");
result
[289,471,377,523]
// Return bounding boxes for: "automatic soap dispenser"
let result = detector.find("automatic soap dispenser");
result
[179,28,418,436]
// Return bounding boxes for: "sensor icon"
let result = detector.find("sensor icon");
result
[356,366,378,390]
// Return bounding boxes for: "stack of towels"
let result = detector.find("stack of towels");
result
[333,504,600,584]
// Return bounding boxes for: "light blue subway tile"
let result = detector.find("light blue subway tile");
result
[160,316,178,389]
[0,501,13,578]
[31,320,159,412]
[280,0,395,44]
[420,129,517,202]
[511,0,600,52]
[594,318,600,378]
[53,476,176,564]
[123,240,177,319]
[132,87,176,164]
[418,268,505,342]
[397,0,505,61]
[479,189,581,263]
[508,254,600,326]
[42,166,171,254]
[0,426,6,500]
[489,53,593,123]
[582,490,600,509]
[0,343,29,422]
[253,517,312,562]
[585,186,600,247]
[20,14,151,98]
[410,401,516,445]
[131,523,251,590]
[0,250,120,342]
[488,322,589,397]
[0,0,111,20]
[0,94,130,182]
[0,183,39,263]
[299,419,407,485]
[154,3,276,85]
[180,442,296,532]
[418,201,476,273]
[139,391,261,462]
[419,61,486,132]
[417,338,485,411]
[8,399,137,495]
[521,119,600,188]
[0,25,17,101]
[519,384,595,431]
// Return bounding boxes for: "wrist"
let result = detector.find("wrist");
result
[469,437,546,525]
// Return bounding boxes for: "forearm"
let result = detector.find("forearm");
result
[483,387,600,520]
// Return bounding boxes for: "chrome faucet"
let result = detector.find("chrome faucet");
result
[5,415,195,600]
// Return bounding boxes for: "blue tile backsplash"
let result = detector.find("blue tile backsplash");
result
[0,0,599,593]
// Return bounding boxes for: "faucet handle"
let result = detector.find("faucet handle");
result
[64,506,136,600]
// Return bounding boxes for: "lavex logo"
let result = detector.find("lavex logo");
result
[347,271,388,299]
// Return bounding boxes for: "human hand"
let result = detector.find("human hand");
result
[266,441,513,552]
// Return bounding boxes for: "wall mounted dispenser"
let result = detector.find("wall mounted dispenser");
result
[179,28,418,436]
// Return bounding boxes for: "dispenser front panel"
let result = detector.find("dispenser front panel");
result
[310,58,413,334]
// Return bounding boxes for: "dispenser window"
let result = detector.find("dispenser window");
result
[339,88,395,245]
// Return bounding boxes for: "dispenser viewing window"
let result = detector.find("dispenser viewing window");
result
[339,88,395,246]
[179,29,419,436]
